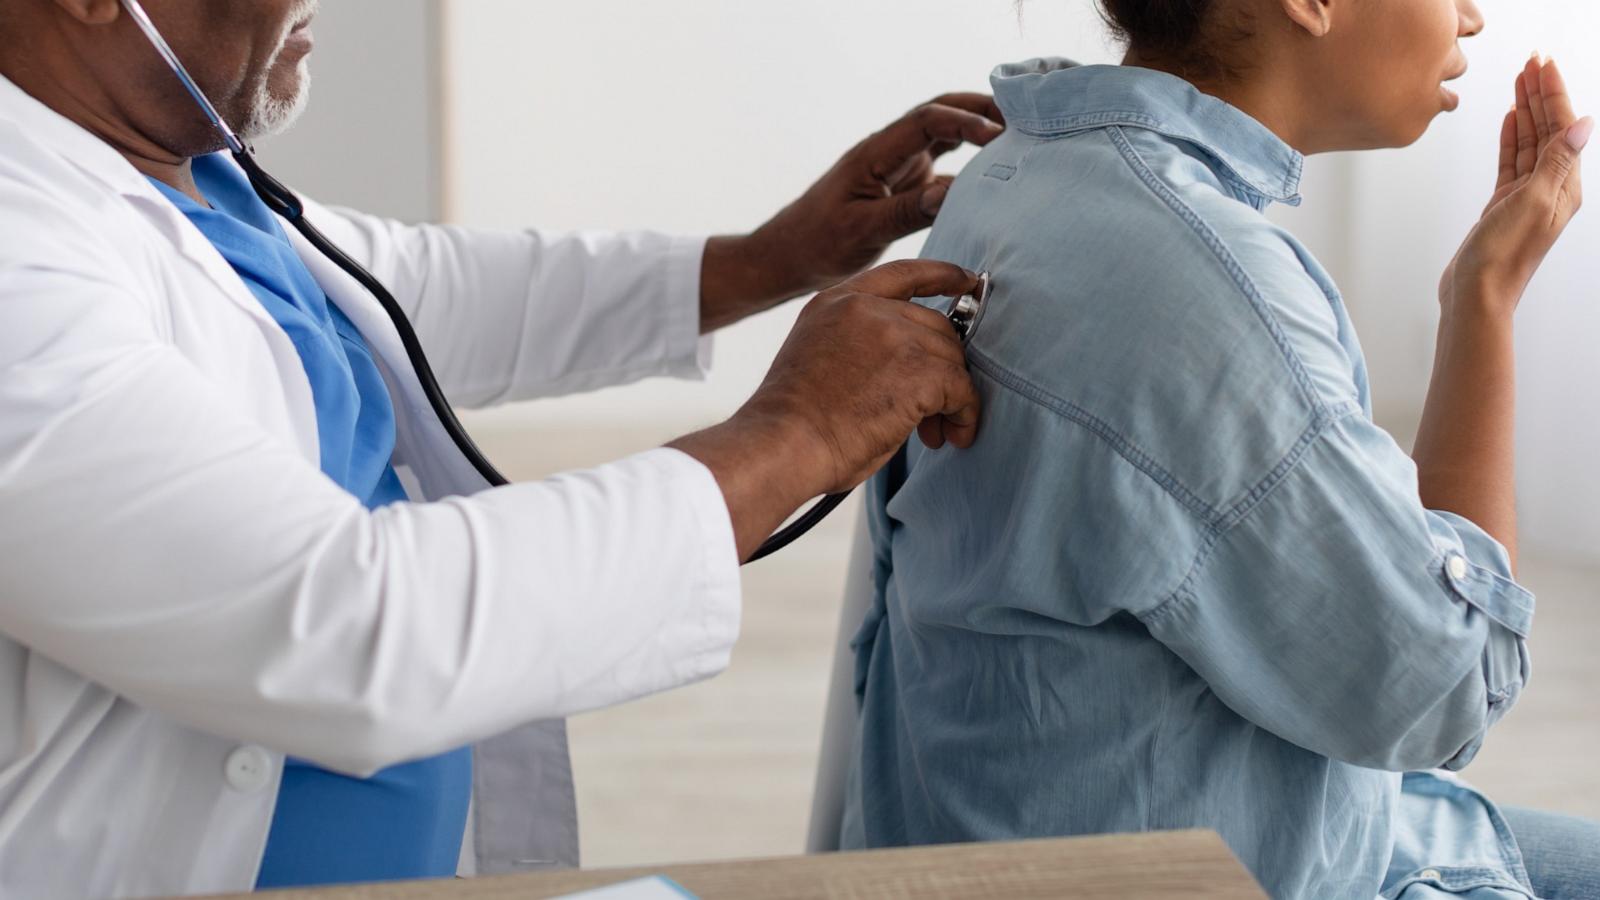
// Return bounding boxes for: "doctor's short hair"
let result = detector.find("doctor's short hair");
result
[1084,0,1256,81]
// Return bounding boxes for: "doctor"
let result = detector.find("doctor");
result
[0,0,1005,896]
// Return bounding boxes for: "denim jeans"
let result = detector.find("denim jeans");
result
[1505,807,1600,899]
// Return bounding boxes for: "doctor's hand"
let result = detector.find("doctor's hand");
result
[672,261,982,561]
[700,94,1005,332]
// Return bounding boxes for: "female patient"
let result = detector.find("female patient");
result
[843,1,1597,897]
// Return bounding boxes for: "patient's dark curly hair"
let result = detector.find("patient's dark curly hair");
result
[1091,1,1255,81]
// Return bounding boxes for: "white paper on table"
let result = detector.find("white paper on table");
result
[551,875,699,900]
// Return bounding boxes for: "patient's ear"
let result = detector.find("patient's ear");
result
[47,0,120,26]
[1279,0,1333,37]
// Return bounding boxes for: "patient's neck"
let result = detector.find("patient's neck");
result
[1120,51,1318,155]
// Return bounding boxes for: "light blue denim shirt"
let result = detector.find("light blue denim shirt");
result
[842,61,1540,899]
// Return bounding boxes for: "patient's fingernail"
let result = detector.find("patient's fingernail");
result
[919,183,950,217]
[1566,117,1594,152]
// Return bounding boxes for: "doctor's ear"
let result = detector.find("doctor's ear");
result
[47,0,121,26]
[1278,0,1334,37]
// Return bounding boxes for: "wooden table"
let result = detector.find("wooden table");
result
[244,830,1264,899]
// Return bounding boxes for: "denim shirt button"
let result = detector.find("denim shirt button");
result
[1447,555,1469,582]
[1420,868,1443,882]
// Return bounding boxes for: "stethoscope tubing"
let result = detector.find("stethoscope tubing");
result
[243,143,989,565]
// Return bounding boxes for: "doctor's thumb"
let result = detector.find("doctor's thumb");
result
[886,179,953,236]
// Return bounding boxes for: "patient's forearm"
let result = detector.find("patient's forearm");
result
[1412,295,1519,568]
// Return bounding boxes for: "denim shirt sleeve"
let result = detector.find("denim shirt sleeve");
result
[1139,402,1534,773]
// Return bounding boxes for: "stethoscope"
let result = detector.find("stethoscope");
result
[119,0,991,563]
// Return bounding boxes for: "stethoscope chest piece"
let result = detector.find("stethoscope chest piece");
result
[946,271,992,346]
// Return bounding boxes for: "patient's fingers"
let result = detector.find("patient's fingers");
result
[1515,68,1539,178]
[1540,60,1578,134]
[1525,56,1551,152]
[1497,109,1519,193]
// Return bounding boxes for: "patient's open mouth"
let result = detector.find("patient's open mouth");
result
[1440,64,1468,112]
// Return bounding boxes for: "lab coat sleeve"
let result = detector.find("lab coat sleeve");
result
[302,198,712,408]
[0,264,741,777]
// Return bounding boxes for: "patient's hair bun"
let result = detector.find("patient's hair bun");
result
[1092,0,1251,80]
[1096,0,1213,57]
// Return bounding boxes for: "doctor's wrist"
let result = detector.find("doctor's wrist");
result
[668,408,829,561]
[700,232,816,334]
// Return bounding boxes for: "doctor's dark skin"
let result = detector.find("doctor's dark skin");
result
[0,0,1003,561]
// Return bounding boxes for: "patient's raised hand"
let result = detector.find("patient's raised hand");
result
[1442,57,1589,316]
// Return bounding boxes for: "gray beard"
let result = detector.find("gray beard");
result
[236,0,318,141]
[238,61,311,141]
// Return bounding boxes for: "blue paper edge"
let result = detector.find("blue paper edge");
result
[656,875,700,899]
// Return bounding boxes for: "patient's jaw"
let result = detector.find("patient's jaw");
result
[1111,0,1484,155]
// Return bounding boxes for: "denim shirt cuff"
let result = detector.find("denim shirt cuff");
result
[1429,510,1535,638]
[1428,511,1534,772]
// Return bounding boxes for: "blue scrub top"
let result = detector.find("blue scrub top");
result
[151,155,472,888]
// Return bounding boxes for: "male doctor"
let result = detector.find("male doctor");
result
[0,0,1005,895]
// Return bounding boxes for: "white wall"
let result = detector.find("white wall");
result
[441,0,1114,431]
[256,0,443,223]
[278,1,1598,564]
[1310,3,1600,564]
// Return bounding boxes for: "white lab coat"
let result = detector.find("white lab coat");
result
[0,75,743,898]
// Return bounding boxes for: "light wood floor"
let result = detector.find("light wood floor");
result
[465,415,1600,869]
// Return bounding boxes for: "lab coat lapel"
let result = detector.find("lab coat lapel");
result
[0,75,322,462]
[282,214,582,874]
[123,184,323,465]
[280,220,489,500]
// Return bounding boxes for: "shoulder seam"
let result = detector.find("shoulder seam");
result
[968,348,1222,526]
[970,347,1362,537]
[1105,126,1330,418]
[1140,402,1364,625]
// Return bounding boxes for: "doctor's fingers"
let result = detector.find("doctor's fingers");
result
[914,363,982,451]
[838,258,978,302]
[860,100,1006,186]
[929,92,1007,128]
[905,93,1009,165]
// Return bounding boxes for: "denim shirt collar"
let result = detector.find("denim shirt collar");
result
[991,59,1305,206]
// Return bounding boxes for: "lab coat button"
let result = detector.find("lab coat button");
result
[224,746,273,793]
[1447,555,1469,581]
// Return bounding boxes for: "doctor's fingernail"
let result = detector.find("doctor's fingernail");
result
[1565,117,1594,152]
[919,183,950,217]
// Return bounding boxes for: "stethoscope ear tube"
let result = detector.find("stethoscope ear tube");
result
[131,0,939,565]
